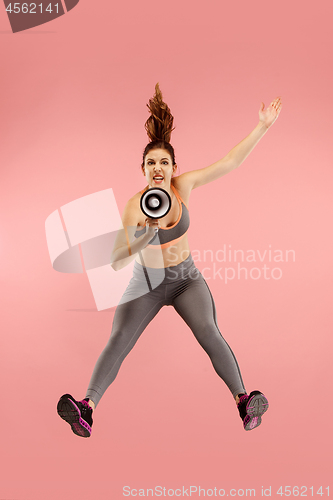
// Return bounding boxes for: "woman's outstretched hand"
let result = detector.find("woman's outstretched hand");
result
[259,97,282,129]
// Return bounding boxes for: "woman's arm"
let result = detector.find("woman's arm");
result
[111,231,153,271]
[179,97,282,191]
[111,199,157,271]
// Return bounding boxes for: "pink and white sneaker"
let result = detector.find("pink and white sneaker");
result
[237,391,269,431]
[57,394,93,437]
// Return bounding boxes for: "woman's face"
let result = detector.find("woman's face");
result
[142,148,176,188]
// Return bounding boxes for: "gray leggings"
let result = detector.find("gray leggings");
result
[85,254,246,407]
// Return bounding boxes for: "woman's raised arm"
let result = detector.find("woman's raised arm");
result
[178,96,282,191]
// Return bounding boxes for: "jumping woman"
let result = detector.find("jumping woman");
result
[57,83,282,437]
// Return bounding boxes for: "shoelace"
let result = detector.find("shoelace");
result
[238,395,249,407]
[80,400,92,410]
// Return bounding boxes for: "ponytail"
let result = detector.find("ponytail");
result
[142,83,177,168]
[144,82,175,143]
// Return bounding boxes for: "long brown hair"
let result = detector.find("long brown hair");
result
[142,83,177,167]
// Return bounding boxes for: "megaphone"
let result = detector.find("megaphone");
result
[140,188,171,232]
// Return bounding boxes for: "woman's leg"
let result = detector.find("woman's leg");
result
[85,284,166,408]
[170,271,246,399]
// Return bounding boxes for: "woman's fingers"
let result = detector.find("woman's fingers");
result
[145,217,160,228]
[259,97,282,128]
[270,97,282,109]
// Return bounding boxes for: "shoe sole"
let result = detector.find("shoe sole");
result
[243,393,269,431]
[57,396,92,438]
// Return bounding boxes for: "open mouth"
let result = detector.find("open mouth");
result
[153,176,164,182]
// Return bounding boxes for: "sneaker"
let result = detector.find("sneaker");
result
[57,394,93,437]
[237,390,269,431]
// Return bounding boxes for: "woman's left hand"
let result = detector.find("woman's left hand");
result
[259,96,282,129]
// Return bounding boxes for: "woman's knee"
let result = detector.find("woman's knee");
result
[191,322,220,343]
[199,321,217,335]
[107,328,133,349]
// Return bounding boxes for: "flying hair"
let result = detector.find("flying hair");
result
[144,83,175,143]
[142,83,177,168]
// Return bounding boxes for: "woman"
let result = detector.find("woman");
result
[57,83,282,437]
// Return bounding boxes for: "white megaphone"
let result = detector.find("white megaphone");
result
[140,188,172,232]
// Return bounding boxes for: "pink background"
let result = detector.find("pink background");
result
[1,0,332,499]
